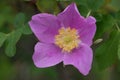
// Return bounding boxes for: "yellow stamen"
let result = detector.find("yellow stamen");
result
[55,27,80,53]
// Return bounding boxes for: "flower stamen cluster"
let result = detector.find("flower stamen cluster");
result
[55,27,80,53]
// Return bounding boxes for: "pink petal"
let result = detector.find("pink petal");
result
[63,43,93,75]
[57,3,85,29]
[33,42,63,68]
[29,13,61,43]
[78,16,96,46]
[57,3,96,46]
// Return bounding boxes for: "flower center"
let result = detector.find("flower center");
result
[55,27,80,53]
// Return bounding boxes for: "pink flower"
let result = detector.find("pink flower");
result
[29,3,96,75]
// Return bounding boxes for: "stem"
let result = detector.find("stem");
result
[86,10,91,17]
[115,23,120,32]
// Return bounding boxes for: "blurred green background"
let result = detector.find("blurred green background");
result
[0,0,120,80]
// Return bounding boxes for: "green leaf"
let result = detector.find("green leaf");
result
[74,0,90,16]
[0,33,7,47]
[87,0,104,11]
[5,30,22,57]
[77,4,89,17]
[74,0,104,11]
[118,39,120,60]
[93,13,103,22]
[14,13,32,35]
[14,13,25,29]
[95,30,120,70]
[74,0,87,5]
[95,14,115,39]
[36,0,58,13]
[0,56,14,80]
[21,24,32,35]
[115,10,120,23]
[109,0,120,11]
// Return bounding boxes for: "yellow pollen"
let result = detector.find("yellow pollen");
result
[55,27,80,53]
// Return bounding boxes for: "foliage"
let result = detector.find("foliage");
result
[0,0,120,80]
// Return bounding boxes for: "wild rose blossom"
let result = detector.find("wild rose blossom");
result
[29,3,96,75]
